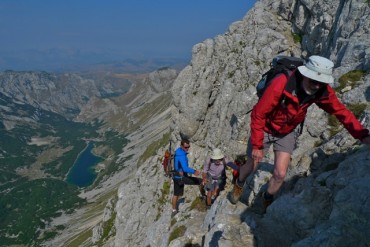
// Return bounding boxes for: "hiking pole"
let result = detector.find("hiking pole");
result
[169,128,172,154]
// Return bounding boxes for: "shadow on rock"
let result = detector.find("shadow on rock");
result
[237,146,368,247]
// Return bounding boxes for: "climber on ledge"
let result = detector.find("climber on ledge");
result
[202,148,239,209]
[229,55,370,211]
[171,138,204,217]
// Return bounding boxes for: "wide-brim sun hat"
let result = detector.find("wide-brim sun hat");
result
[210,148,224,160]
[298,55,335,84]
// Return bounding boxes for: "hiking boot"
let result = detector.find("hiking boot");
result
[229,181,244,204]
[262,192,273,212]
[171,209,178,218]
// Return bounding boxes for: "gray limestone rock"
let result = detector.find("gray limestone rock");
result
[108,0,370,246]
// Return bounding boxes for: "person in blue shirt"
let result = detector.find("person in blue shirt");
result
[171,139,203,217]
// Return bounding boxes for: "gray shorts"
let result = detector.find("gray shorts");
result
[204,173,223,192]
[246,131,297,157]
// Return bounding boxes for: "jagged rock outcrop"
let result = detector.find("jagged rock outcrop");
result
[108,0,370,246]
[147,68,178,93]
[257,147,370,247]
[172,0,370,154]
[77,68,177,127]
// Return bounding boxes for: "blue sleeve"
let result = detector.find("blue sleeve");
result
[178,153,195,174]
[180,156,195,174]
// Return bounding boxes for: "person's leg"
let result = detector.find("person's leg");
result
[237,158,257,183]
[229,159,254,204]
[171,195,178,210]
[199,180,206,197]
[267,130,296,195]
[206,190,212,206]
[213,177,223,200]
[213,187,220,199]
[267,151,291,195]
[183,176,204,198]
[210,182,218,199]
[263,131,296,211]
[204,178,212,205]
[229,158,256,204]
[239,134,272,183]
[184,176,201,185]
[230,134,272,204]
[262,151,290,211]
[172,179,184,213]
[200,183,206,198]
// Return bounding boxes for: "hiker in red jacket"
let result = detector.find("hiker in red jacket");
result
[229,55,370,211]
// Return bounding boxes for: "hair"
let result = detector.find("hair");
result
[180,139,190,146]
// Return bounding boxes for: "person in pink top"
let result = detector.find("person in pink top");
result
[202,148,239,208]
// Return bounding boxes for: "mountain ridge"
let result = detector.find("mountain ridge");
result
[107,0,370,246]
[0,63,179,246]
[1,0,370,246]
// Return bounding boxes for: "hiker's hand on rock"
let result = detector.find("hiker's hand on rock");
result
[194,170,200,176]
[362,135,370,147]
[252,149,263,163]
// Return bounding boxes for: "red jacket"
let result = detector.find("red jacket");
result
[250,70,369,149]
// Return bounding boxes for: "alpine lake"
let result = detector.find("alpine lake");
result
[66,142,103,187]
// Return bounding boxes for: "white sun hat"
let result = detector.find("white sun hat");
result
[298,55,335,84]
[210,148,224,160]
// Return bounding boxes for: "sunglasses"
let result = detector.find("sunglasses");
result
[310,79,326,87]
[183,145,190,149]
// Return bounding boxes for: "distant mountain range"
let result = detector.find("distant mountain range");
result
[0,48,189,73]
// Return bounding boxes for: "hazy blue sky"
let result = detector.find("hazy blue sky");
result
[0,0,256,70]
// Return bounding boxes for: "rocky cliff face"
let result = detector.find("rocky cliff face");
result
[109,0,370,246]
[0,71,103,120]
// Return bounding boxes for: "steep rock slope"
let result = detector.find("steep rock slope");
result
[109,0,370,246]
